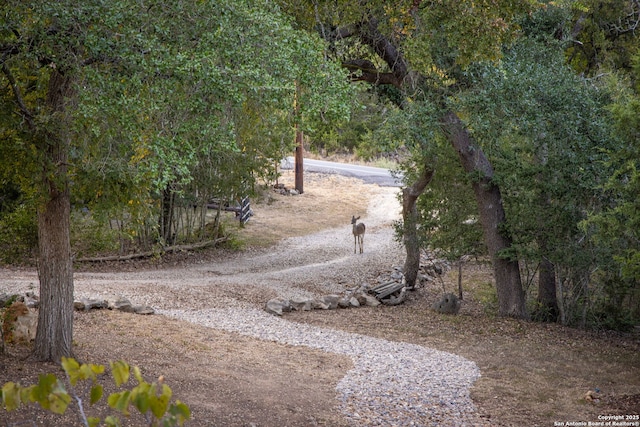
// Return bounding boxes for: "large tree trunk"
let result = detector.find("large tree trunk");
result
[402,165,434,289]
[33,70,74,362]
[440,111,527,318]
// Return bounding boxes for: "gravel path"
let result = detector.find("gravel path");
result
[159,307,481,427]
[0,186,485,426]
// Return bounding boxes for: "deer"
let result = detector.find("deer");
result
[351,215,366,254]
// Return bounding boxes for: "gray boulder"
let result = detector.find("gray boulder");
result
[290,296,312,311]
[431,293,461,315]
[265,298,287,316]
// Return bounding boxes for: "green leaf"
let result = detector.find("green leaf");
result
[110,361,130,387]
[2,382,22,411]
[87,416,101,427]
[31,374,61,408]
[90,384,103,405]
[149,385,171,419]
[47,387,71,415]
[130,382,151,414]
[107,390,131,415]
[132,366,144,384]
[104,415,122,427]
[19,385,34,406]
[169,401,191,425]
[61,357,81,385]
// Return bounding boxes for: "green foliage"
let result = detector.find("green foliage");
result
[0,202,38,264]
[453,30,638,328]
[564,0,640,76]
[70,210,121,258]
[1,0,354,256]
[1,357,190,427]
[580,60,640,325]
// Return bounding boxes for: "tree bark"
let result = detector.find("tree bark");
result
[33,70,75,362]
[440,111,527,318]
[402,165,434,289]
[536,256,558,321]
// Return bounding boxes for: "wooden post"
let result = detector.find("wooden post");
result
[294,81,304,194]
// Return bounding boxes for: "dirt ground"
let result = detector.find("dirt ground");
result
[1,170,639,427]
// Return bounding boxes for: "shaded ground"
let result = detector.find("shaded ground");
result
[1,170,639,426]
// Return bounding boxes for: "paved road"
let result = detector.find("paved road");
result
[281,157,403,187]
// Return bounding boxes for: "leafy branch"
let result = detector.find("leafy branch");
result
[1,357,190,427]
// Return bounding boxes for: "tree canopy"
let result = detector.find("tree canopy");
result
[1,0,353,360]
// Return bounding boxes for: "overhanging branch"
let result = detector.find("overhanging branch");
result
[1,62,36,130]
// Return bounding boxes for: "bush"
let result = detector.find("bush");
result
[0,204,37,264]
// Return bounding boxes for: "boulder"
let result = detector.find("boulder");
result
[13,309,37,341]
[290,296,312,311]
[109,297,135,313]
[431,293,461,315]
[74,298,108,311]
[361,294,381,307]
[337,298,351,308]
[24,291,39,309]
[311,299,330,310]
[265,298,287,316]
[322,294,341,309]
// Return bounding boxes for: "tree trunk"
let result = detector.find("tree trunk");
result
[536,257,558,321]
[160,185,175,245]
[440,111,527,318]
[402,165,434,289]
[33,70,75,362]
[533,142,558,321]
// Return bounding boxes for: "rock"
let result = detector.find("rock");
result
[74,298,108,311]
[290,296,312,311]
[109,297,135,313]
[337,298,351,308]
[349,297,360,307]
[361,294,381,307]
[265,298,286,316]
[322,294,341,309]
[431,293,461,315]
[13,308,37,341]
[2,301,36,342]
[311,299,330,310]
[24,292,39,308]
[133,306,155,315]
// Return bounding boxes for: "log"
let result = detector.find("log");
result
[371,282,405,300]
[75,237,228,263]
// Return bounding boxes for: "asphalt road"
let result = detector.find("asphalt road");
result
[281,156,403,187]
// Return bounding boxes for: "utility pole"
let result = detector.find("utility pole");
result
[294,80,304,194]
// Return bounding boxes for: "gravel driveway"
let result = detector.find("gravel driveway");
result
[0,185,487,426]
